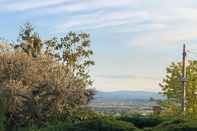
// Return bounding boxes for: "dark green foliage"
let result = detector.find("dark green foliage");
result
[0,98,6,131]
[118,114,163,129]
[17,117,138,131]
[18,122,73,131]
[153,118,197,131]
[72,117,138,131]
[5,111,197,131]
[65,108,101,122]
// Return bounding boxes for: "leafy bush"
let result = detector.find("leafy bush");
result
[0,23,95,129]
[16,116,139,131]
[18,122,73,131]
[118,114,163,128]
[65,108,102,122]
[153,118,197,131]
[0,52,89,126]
[72,117,139,131]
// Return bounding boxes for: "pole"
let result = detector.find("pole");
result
[181,44,187,113]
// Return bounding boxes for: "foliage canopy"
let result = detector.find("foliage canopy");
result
[160,61,197,115]
[0,23,95,128]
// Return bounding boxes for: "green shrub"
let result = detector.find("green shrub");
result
[65,108,102,122]
[118,114,163,128]
[153,118,197,131]
[17,117,139,131]
[16,122,73,131]
[72,117,139,131]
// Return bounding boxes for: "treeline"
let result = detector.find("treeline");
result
[2,106,197,131]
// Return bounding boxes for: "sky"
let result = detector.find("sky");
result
[1,0,197,92]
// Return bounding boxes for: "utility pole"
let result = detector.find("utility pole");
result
[181,44,187,113]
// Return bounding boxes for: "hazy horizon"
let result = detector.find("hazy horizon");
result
[1,0,197,92]
[94,89,160,93]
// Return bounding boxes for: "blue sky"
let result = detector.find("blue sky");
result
[1,0,197,92]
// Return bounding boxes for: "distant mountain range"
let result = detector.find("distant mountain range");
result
[89,91,165,114]
[93,91,164,101]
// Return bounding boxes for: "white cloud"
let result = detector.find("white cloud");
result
[0,0,140,12]
[84,0,140,9]
[0,0,67,12]
[33,1,90,15]
[175,8,197,21]
[129,8,197,48]
[50,1,197,32]
[55,9,150,31]
[129,29,197,49]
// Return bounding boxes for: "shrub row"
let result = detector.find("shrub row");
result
[17,117,139,131]
[153,118,197,131]
[118,114,163,128]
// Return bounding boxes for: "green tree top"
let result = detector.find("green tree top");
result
[160,61,197,114]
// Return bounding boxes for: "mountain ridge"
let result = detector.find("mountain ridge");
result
[93,90,163,101]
